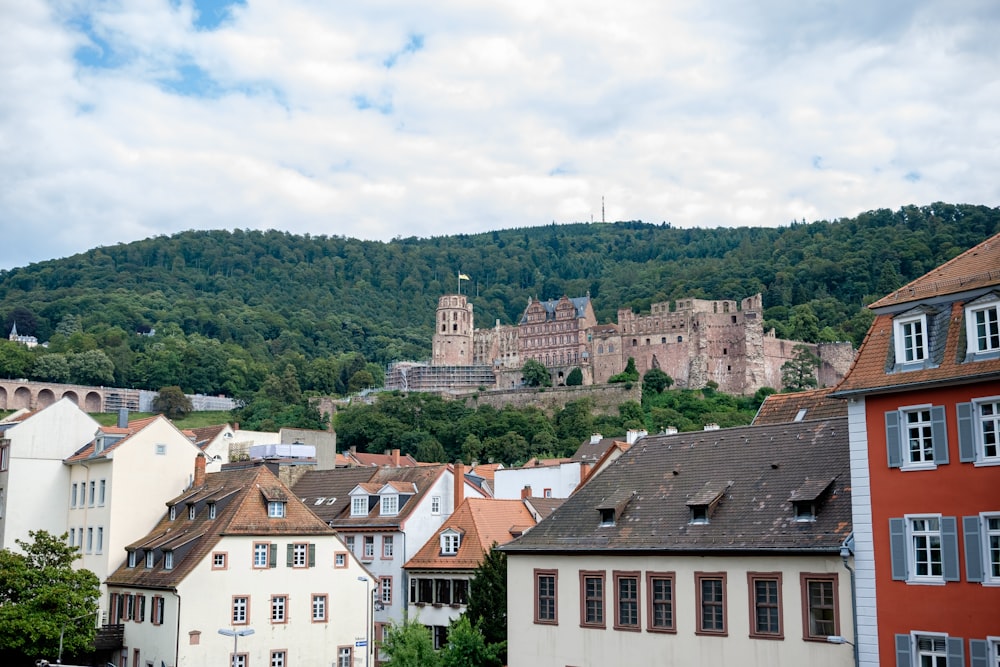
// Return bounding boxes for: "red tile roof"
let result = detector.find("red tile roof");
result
[752,387,847,425]
[64,416,162,463]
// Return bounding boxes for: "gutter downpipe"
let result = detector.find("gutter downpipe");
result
[840,534,859,667]
[174,591,181,667]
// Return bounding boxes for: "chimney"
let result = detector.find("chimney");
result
[590,433,603,445]
[193,454,206,487]
[520,484,532,499]
[392,449,401,467]
[626,429,648,445]
[454,462,465,509]
[118,408,129,428]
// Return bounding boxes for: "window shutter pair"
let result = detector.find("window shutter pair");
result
[888,517,960,581]
[284,543,317,567]
[885,407,948,467]
[895,635,965,667]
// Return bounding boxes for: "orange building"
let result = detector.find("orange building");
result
[833,232,1000,666]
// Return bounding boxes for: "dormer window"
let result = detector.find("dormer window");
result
[128,551,137,568]
[789,478,834,523]
[351,496,368,517]
[164,551,174,570]
[169,506,177,521]
[599,508,615,527]
[687,482,729,525]
[268,501,286,518]
[965,294,1000,358]
[441,530,461,555]
[894,312,928,365]
[381,495,399,516]
[208,503,216,519]
[793,501,816,522]
[188,505,196,520]
[689,505,710,525]
[145,551,155,568]
[596,490,635,528]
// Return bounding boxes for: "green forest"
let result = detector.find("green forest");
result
[0,202,997,438]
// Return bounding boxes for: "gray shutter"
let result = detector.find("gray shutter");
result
[946,636,964,666]
[963,516,984,583]
[286,543,294,567]
[931,406,949,464]
[941,517,960,582]
[269,543,277,568]
[309,543,316,567]
[957,402,976,462]
[890,518,908,580]
[886,410,903,468]
[896,634,912,667]
[970,639,989,667]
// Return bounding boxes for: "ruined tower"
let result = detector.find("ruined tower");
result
[431,294,474,366]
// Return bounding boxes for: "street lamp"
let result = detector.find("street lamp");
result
[57,607,100,664]
[357,577,371,667]
[218,628,254,667]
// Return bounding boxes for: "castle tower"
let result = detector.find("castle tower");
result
[432,294,474,366]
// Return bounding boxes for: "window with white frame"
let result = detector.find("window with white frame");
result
[267,501,285,518]
[164,551,174,570]
[380,577,392,605]
[894,312,928,365]
[86,527,93,553]
[889,515,960,584]
[209,503,216,519]
[885,406,947,469]
[71,483,78,507]
[958,399,1000,465]
[0,443,8,472]
[270,650,285,667]
[337,647,352,667]
[213,552,227,569]
[232,654,247,667]
[380,494,399,516]
[71,528,78,549]
[894,632,965,667]
[88,481,96,506]
[169,505,176,521]
[253,542,270,568]
[96,527,103,554]
[188,505,196,520]
[441,531,460,555]
[363,536,375,559]
[312,594,327,621]
[965,296,1000,357]
[963,513,1000,585]
[916,634,948,667]
[232,596,248,624]
[291,543,308,568]
[98,479,106,506]
[145,551,155,568]
[345,535,355,553]
[911,518,942,579]
[351,496,368,516]
[270,595,287,623]
[431,495,441,515]
[383,536,394,558]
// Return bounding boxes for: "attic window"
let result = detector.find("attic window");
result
[441,532,460,555]
[599,508,615,527]
[597,491,635,528]
[128,551,137,568]
[788,478,834,523]
[689,505,710,525]
[794,409,808,422]
[169,506,177,521]
[164,551,174,570]
[326,497,337,505]
[351,496,368,516]
[965,293,1000,358]
[793,501,816,522]
[208,503,216,519]
[145,551,155,568]
[381,494,399,516]
[686,481,729,525]
[268,501,286,518]
[314,497,326,505]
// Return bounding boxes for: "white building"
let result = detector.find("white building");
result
[494,458,583,499]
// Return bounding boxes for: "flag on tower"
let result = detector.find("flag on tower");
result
[458,273,470,280]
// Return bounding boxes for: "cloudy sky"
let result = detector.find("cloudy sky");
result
[2,0,998,271]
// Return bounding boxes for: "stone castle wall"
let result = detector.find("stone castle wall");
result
[463,382,642,416]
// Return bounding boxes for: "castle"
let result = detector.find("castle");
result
[385,293,854,396]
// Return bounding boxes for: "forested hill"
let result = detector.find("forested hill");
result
[0,202,997,398]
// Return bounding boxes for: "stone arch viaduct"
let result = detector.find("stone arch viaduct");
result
[0,379,139,413]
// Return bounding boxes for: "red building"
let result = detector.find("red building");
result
[834,232,1000,666]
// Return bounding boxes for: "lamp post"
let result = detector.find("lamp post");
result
[357,576,370,667]
[57,607,100,664]
[218,628,254,667]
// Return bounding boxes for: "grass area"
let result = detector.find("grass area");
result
[2,409,234,429]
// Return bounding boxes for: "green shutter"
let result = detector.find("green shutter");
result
[309,544,316,567]
[286,543,294,567]
[270,543,277,568]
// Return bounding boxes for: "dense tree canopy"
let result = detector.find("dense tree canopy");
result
[464,545,507,667]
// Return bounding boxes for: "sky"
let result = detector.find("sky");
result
[2,0,999,271]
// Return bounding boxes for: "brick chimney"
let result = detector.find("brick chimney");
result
[392,449,401,467]
[193,454,206,487]
[454,462,464,509]
[520,484,532,499]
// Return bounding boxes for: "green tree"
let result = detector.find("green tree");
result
[33,354,71,383]
[781,344,821,392]
[381,617,440,667]
[521,359,551,387]
[0,531,100,664]
[464,545,507,667]
[608,357,639,383]
[0,340,35,378]
[348,369,376,393]
[152,385,193,419]
[642,368,673,394]
[67,350,116,385]
[565,367,583,386]
[441,616,503,667]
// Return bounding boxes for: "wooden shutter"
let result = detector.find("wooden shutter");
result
[895,634,912,667]
[946,637,965,666]
[941,517,960,582]
[286,544,294,567]
[889,518,908,581]
[931,406,949,464]
[969,639,990,667]
[886,411,902,468]
[269,543,277,568]
[309,543,316,567]
[957,402,976,462]
[963,516,984,583]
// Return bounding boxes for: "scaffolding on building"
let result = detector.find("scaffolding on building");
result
[384,362,496,392]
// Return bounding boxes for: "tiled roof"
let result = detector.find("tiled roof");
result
[468,463,503,482]
[752,387,847,425]
[106,464,334,589]
[64,416,163,463]
[188,424,228,448]
[571,435,623,463]
[501,417,851,554]
[404,498,536,570]
[870,232,1000,309]
[293,467,379,523]
[347,450,420,467]
[523,497,566,521]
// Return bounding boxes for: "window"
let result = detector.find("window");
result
[748,573,783,639]
[966,297,1000,356]
[885,406,947,469]
[613,572,639,631]
[71,483,78,507]
[125,594,135,621]
[136,594,146,622]
[209,503,216,519]
[695,572,727,636]
[98,479,106,506]
[232,654,247,667]
[164,551,174,570]
[269,651,285,667]
[896,632,966,667]
[72,529,79,550]
[169,506,176,521]
[964,513,1000,584]
[312,594,327,622]
[431,496,441,515]
[544,488,553,498]
[188,505,196,520]
[534,569,558,625]
[351,496,368,516]
[579,571,605,628]
[232,596,248,624]
[0,443,8,471]
[337,647,352,667]
[363,536,375,560]
[890,516,960,583]
[151,596,164,625]
[380,576,393,605]
[334,552,347,568]
[345,535,355,553]
[155,443,166,455]
[89,481,96,506]
[267,501,285,518]
[145,551,155,568]
[290,543,308,568]
[381,494,398,516]
[382,536,394,559]
[441,532,460,555]
[800,573,839,640]
[271,595,287,623]
[213,552,227,570]
[253,542,274,569]
[894,313,928,364]
[86,527,93,553]
[646,572,675,632]
[958,399,1000,464]
[96,527,104,554]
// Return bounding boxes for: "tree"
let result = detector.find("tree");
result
[0,531,100,664]
[781,344,821,392]
[642,367,673,394]
[565,367,583,386]
[152,385,193,419]
[464,544,507,667]
[381,617,440,667]
[441,616,503,667]
[67,350,115,385]
[521,359,550,387]
[608,357,639,383]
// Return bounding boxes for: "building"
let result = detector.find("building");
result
[831,231,1000,666]
[8,321,40,348]
[500,417,855,667]
[403,497,537,648]
[105,458,374,667]
[0,398,100,550]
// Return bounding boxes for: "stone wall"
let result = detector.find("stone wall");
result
[462,383,642,416]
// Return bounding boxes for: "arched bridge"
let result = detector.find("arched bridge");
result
[0,379,140,413]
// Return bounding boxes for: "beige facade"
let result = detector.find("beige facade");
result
[507,552,855,667]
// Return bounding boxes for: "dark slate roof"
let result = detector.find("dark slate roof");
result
[752,387,847,425]
[571,435,623,463]
[519,295,592,324]
[524,497,566,521]
[501,417,851,554]
[292,467,379,523]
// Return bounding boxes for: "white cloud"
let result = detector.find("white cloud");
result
[1,0,998,270]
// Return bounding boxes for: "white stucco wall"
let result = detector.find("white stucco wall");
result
[846,396,879,666]
[507,553,855,667]
[494,462,582,499]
